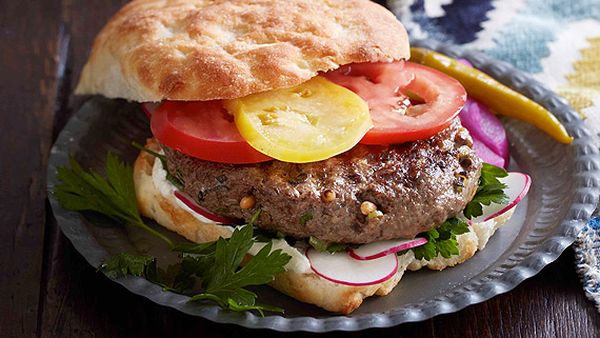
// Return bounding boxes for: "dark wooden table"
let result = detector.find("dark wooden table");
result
[1,1,599,337]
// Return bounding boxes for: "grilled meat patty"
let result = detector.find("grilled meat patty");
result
[164,118,481,244]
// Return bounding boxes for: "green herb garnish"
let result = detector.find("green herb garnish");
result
[367,210,384,219]
[147,256,197,293]
[101,226,290,315]
[172,241,217,254]
[299,210,313,225]
[253,228,287,243]
[100,252,155,278]
[190,226,291,315]
[57,155,291,315]
[248,209,261,226]
[410,164,508,260]
[463,163,509,219]
[54,153,174,248]
[100,252,196,293]
[412,218,470,261]
[308,236,347,253]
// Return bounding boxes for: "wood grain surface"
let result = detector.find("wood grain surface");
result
[0,0,598,337]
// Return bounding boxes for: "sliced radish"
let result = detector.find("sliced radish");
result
[141,102,160,118]
[173,190,240,224]
[306,248,398,286]
[471,172,531,223]
[348,238,428,260]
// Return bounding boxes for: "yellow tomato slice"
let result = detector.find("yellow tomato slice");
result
[224,77,372,163]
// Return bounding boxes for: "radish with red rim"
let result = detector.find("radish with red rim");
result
[470,172,531,223]
[306,248,399,286]
[348,238,428,260]
[174,190,240,224]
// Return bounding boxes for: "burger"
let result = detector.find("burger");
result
[74,0,523,314]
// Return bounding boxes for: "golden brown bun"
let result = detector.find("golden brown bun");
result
[76,0,410,102]
[270,254,413,314]
[132,139,512,313]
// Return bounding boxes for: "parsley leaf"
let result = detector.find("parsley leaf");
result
[190,225,291,314]
[463,163,509,219]
[412,229,438,261]
[253,228,288,243]
[100,253,155,278]
[55,155,291,315]
[226,299,284,316]
[145,257,197,293]
[99,226,291,315]
[101,253,197,293]
[308,236,347,253]
[54,153,175,248]
[172,241,217,254]
[412,218,470,260]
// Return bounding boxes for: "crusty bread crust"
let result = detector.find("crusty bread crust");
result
[270,254,414,314]
[76,0,409,102]
[133,139,512,313]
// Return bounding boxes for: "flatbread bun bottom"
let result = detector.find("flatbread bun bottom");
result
[133,139,513,314]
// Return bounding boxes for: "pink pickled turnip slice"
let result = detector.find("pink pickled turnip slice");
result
[306,248,398,286]
[460,98,510,167]
[141,102,160,118]
[471,172,531,223]
[347,238,428,260]
[456,57,509,167]
[174,191,240,224]
[473,136,505,168]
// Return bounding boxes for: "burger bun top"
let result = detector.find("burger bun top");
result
[75,0,409,102]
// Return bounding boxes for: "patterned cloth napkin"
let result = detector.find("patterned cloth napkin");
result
[388,0,600,311]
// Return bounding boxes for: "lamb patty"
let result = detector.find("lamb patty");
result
[163,118,481,244]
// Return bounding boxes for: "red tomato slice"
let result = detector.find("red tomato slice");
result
[325,61,466,145]
[150,101,272,163]
[323,61,414,115]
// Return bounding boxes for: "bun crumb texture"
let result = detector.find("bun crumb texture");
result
[76,0,409,102]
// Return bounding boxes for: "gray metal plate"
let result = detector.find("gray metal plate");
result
[46,40,600,332]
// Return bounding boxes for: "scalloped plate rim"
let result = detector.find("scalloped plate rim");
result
[46,39,600,332]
